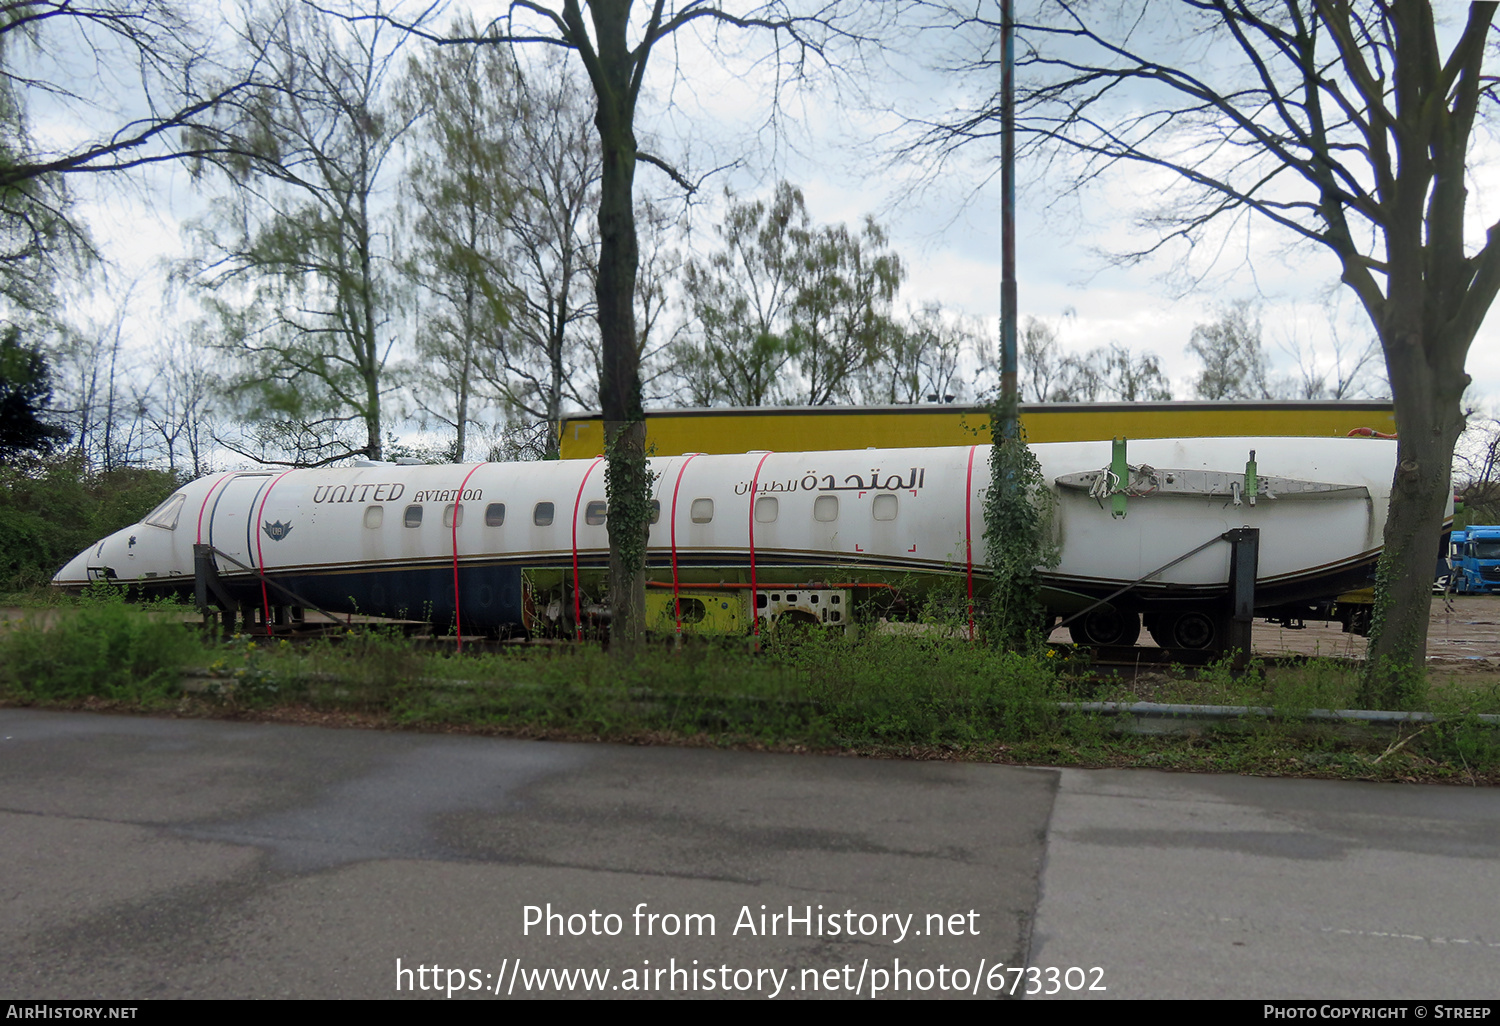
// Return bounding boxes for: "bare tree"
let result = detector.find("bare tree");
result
[863,302,976,405]
[1051,343,1173,402]
[914,1,1500,700]
[475,50,603,446]
[135,332,219,478]
[354,2,878,645]
[51,287,155,471]
[1281,330,1384,400]
[0,3,265,314]
[1016,314,1069,403]
[1454,400,1500,525]
[1188,300,1271,400]
[633,197,686,406]
[1276,300,1388,399]
[1002,312,1171,402]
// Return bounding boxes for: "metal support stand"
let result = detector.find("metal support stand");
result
[194,544,240,634]
[1225,528,1260,672]
[193,542,344,634]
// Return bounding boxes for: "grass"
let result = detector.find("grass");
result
[2,595,1499,784]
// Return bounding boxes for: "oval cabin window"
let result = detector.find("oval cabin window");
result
[443,504,464,528]
[813,495,839,522]
[755,496,778,523]
[649,500,660,524]
[872,494,898,521]
[534,502,554,526]
[404,505,423,528]
[690,498,714,524]
[363,505,383,529]
[585,500,607,525]
[485,503,506,527]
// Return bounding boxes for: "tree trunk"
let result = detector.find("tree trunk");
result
[1362,318,1468,707]
[592,2,647,650]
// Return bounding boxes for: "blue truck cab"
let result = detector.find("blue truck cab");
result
[1446,526,1500,593]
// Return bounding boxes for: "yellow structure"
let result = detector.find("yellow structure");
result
[645,589,745,634]
[557,401,1397,459]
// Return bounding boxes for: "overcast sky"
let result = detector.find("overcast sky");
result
[55,1,1500,421]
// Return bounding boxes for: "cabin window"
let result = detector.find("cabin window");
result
[691,498,714,524]
[443,503,464,529]
[485,503,506,527]
[534,502,554,526]
[363,505,383,529]
[814,495,839,522]
[755,496,778,523]
[649,500,660,524]
[143,493,186,531]
[404,505,423,528]
[585,500,607,526]
[872,494,898,521]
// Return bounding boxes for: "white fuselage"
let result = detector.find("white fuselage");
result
[53,437,1399,628]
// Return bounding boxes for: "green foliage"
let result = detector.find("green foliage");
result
[400,25,526,461]
[225,625,1063,747]
[981,399,1058,651]
[1188,300,1270,400]
[1359,549,1430,710]
[771,627,1061,744]
[0,591,201,702]
[604,430,657,589]
[672,182,905,406]
[1265,659,1358,720]
[0,326,69,461]
[1426,713,1500,772]
[0,455,180,591]
[189,9,415,463]
[6,609,1498,781]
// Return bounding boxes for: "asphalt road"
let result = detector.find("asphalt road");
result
[2,709,1498,1000]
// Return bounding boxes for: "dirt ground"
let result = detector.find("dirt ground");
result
[1247,594,1500,663]
[1041,595,1500,671]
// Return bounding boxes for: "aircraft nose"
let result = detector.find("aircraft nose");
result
[52,528,134,590]
[52,547,97,589]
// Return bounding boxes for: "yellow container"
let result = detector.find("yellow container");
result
[558,401,1397,459]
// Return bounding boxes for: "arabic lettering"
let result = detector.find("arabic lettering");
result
[731,467,927,494]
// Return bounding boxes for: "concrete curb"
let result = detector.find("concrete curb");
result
[1058,700,1500,734]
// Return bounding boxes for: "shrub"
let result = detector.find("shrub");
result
[0,593,200,702]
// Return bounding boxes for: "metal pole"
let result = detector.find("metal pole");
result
[1225,528,1260,672]
[1000,0,1018,441]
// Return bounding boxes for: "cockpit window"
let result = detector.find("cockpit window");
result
[143,494,186,531]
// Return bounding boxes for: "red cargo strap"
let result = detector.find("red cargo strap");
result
[966,445,978,642]
[748,452,774,640]
[253,470,295,636]
[451,463,487,652]
[572,457,604,641]
[669,454,702,636]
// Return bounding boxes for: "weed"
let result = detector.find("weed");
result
[0,590,202,703]
[6,599,1500,783]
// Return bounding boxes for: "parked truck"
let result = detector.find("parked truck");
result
[1445,526,1500,593]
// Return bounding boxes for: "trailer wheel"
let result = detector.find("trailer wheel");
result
[1145,610,1219,651]
[1067,607,1141,647]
